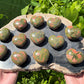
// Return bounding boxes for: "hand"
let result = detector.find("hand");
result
[64,74,84,84]
[0,70,18,84]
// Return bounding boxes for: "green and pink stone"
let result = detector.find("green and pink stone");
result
[30,15,44,27]
[0,45,7,59]
[47,17,61,30]
[65,26,81,40]
[66,48,84,64]
[48,35,65,49]
[13,18,27,31]
[33,48,49,64]
[30,31,45,45]
[12,33,27,47]
[11,51,27,66]
[0,28,10,41]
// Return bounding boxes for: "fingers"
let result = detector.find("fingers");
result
[64,75,80,84]
[64,73,84,84]
[1,71,18,84]
[0,69,4,80]
[76,74,84,84]
[0,69,3,80]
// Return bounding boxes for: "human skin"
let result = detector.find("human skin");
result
[64,74,84,84]
[0,70,18,84]
[0,69,84,84]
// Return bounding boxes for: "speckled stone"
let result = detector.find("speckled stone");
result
[65,26,81,40]
[12,33,27,47]
[47,17,61,30]
[33,48,49,64]
[0,45,7,59]
[11,51,27,66]
[48,35,64,49]
[30,15,44,27]
[30,31,45,44]
[13,19,27,31]
[0,28,10,41]
[66,48,84,64]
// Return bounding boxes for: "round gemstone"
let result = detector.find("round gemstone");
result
[30,31,45,44]
[30,15,44,27]
[0,28,10,41]
[47,17,61,30]
[13,18,27,31]
[48,35,65,49]
[11,51,27,66]
[33,48,49,64]
[65,26,81,40]
[12,33,27,47]
[0,45,7,59]
[66,48,84,64]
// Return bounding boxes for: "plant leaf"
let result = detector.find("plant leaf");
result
[71,8,79,23]
[34,6,41,13]
[0,14,8,27]
[0,0,27,23]
[0,14,4,19]
[70,1,81,12]
[48,3,59,15]
[21,5,29,15]
[46,70,51,73]
[31,1,40,6]
[79,16,84,23]
[63,8,78,23]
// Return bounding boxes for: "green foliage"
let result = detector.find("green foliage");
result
[0,0,84,31]
[0,0,84,84]
[0,0,27,27]
[17,70,65,84]
[21,0,84,37]
[0,14,8,27]
[62,8,79,23]
[77,16,84,37]
[21,5,29,15]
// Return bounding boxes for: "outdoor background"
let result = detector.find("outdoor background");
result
[0,0,84,84]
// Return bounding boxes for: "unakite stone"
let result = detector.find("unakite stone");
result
[30,15,44,27]
[11,51,27,66]
[65,26,81,40]
[12,33,27,47]
[47,17,61,30]
[0,28,10,41]
[66,48,84,64]
[13,18,27,31]
[48,35,64,49]
[33,48,49,64]
[30,31,45,44]
[0,45,7,59]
